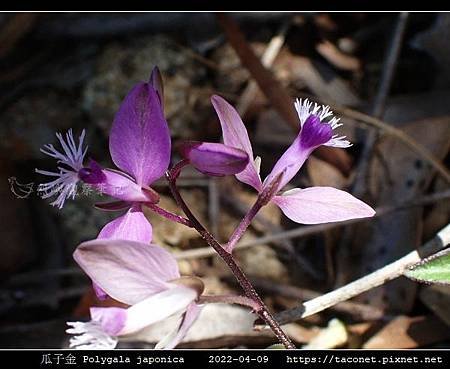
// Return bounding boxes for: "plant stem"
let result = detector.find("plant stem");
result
[225,200,263,252]
[266,224,450,326]
[145,203,193,227]
[225,171,284,253]
[165,166,295,349]
[198,294,260,311]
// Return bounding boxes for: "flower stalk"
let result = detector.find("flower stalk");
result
[225,171,284,253]
[165,164,296,349]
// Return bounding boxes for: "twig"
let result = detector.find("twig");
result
[144,203,193,227]
[198,294,259,311]
[173,41,220,70]
[224,174,281,252]
[248,277,385,325]
[220,191,320,279]
[175,189,450,260]
[237,18,291,115]
[316,40,361,72]
[166,161,295,349]
[337,108,450,184]
[262,224,450,325]
[352,12,409,196]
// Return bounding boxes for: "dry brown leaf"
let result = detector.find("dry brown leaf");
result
[420,285,450,327]
[363,315,450,349]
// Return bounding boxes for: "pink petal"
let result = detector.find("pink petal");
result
[156,302,202,349]
[211,95,262,191]
[109,82,171,186]
[90,306,127,336]
[92,282,109,301]
[272,187,376,224]
[81,164,159,203]
[263,134,311,193]
[74,239,180,305]
[98,204,152,243]
[91,285,197,337]
[179,141,249,176]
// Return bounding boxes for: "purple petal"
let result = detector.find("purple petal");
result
[263,134,310,193]
[78,159,106,183]
[93,282,109,301]
[109,82,171,186]
[98,204,152,243]
[91,286,197,337]
[180,141,249,176]
[149,66,164,111]
[300,114,333,149]
[90,306,127,336]
[211,95,262,191]
[156,302,202,349]
[86,168,159,203]
[74,239,180,305]
[272,187,376,224]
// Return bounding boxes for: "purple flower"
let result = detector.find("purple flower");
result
[67,239,203,349]
[37,68,171,242]
[179,141,249,176]
[35,129,88,209]
[211,95,375,226]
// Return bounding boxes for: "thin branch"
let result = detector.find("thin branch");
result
[247,277,385,325]
[336,107,450,184]
[237,17,291,115]
[224,172,282,253]
[175,189,450,260]
[144,203,193,227]
[352,12,409,196]
[220,190,321,279]
[266,224,450,325]
[165,163,295,349]
[198,294,260,311]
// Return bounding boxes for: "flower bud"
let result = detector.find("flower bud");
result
[179,141,249,176]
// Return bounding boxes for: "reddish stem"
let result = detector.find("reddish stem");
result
[144,203,193,227]
[165,164,295,349]
[225,172,284,252]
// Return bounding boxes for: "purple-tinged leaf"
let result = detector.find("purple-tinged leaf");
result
[272,187,375,224]
[74,239,180,305]
[211,95,262,191]
[109,82,171,186]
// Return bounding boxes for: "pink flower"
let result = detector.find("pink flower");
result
[36,68,170,245]
[67,239,203,349]
[211,95,375,228]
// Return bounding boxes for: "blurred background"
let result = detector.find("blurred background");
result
[0,12,449,348]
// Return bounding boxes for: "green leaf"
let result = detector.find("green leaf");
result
[404,248,450,284]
